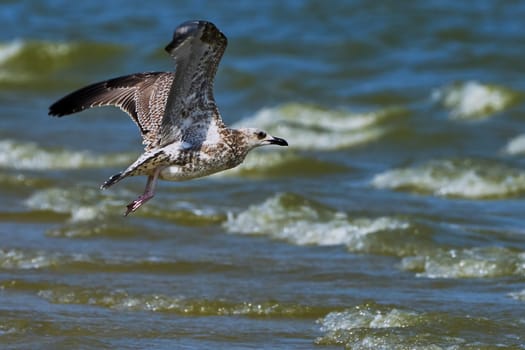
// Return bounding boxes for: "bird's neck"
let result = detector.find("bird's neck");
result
[223,128,251,158]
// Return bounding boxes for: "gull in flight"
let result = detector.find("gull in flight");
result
[49,20,288,215]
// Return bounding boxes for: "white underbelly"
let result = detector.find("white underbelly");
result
[159,163,232,181]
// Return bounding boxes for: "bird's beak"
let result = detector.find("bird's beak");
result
[268,136,288,146]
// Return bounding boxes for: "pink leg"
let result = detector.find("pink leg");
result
[124,168,161,216]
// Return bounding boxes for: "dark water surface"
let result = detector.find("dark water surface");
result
[1,1,525,349]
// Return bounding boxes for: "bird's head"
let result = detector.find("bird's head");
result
[165,20,227,56]
[237,128,288,151]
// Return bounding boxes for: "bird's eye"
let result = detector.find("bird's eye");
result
[256,131,266,139]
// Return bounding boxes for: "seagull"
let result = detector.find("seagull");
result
[48,20,288,216]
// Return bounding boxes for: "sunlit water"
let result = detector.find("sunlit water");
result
[1,1,525,349]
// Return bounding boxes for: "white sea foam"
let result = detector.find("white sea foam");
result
[509,289,525,302]
[0,40,24,65]
[25,187,110,222]
[372,158,525,199]
[0,139,133,170]
[25,186,224,234]
[0,40,73,64]
[319,307,419,331]
[503,134,525,155]
[432,81,517,120]
[316,304,466,349]
[400,247,525,278]
[38,288,185,312]
[234,103,401,150]
[224,193,410,250]
[0,40,31,83]
[0,249,88,270]
[0,249,59,269]
[0,39,124,86]
[36,286,311,316]
[0,40,75,83]
[0,40,100,68]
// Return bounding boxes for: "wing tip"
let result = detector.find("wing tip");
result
[101,172,123,190]
[48,101,77,117]
[48,104,63,117]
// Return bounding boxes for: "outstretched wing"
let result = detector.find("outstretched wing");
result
[49,72,174,150]
[159,20,228,147]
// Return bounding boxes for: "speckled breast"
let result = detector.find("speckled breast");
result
[159,145,244,181]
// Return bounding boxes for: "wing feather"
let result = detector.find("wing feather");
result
[48,20,228,151]
[49,72,174,150]
[160,20,228,147]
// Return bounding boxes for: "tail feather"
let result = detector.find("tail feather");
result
[101,172,123,190]
[100,149,168,190]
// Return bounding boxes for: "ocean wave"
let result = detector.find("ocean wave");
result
[0,40,24,65]
[38,287,318,316]
[224,193,412,254]
[233,103,405,150]
[372,158,525,199]
[400,246,525,278]
[0,280,321,317]
[0,139,133,170]
[318,305,420,333]
[0,248,235,274]
[432,81,520,120]
[316,302,507,349]
[0,39,124,88]
[503,134,525,155]
[0,171,50,189]
[509,289,525,302]
[25,185,226,234]
[47,209,225,238]
[24,187,112,223]
[0,249,87,270]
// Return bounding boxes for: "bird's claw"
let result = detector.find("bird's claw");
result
[124,200,141,216]
[124,194,153,216]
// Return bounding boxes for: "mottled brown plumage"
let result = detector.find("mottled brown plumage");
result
[49,20,288,215]
[49,72,174,150]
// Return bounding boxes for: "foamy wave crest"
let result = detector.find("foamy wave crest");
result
[233,103,404,150]
[372,158,525,199]
[316,303,466,348]
[432,81,519,120]
[25,187,112,222]
[503,134,525,155]
[0,139,133,170]
[0,39,124,86]
[509,290,525,302]
[225,193,410,252]
[0,40,31,83]
[0,40,24,64]
[401,247,525,278]
[318,305,419,333]
[26,283,319,317]
[0,40,73,66]
[25,186,226,235]
[0,248,87,270]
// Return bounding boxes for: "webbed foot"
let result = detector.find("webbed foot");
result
[124,193,154,216]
